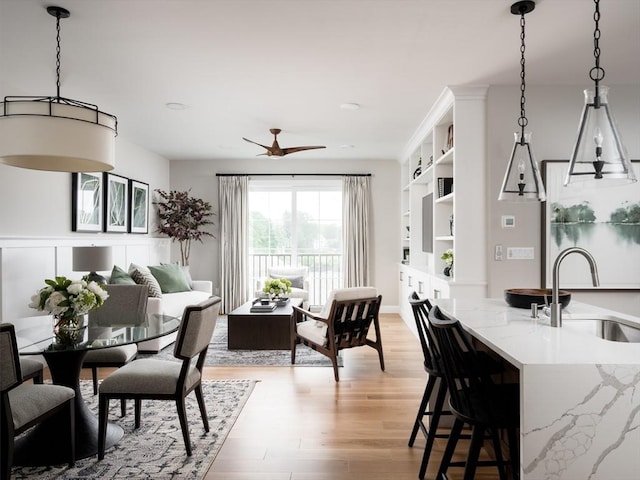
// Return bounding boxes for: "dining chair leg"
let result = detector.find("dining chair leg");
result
[176,397,192,456]
[92,367,99,395]
[490,429,508,480]
[408,375,436,447]
[98,395,108,460]
[120,399,127,417]
[463,426,485,480]
[419,378,448,479]
[67,398,76,467]
[195,384,209,431]
[438,418,464,480]
[134,399,142,429]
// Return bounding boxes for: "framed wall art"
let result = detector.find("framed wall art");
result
[129,179,149,234]
[541,160,640,289]
[72,172,103,232]
[104,173,129,233]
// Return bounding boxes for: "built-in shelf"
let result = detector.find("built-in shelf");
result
[435,235,454,241]
[435,192,454,203]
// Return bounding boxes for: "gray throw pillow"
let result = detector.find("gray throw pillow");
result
[282,275,304,289]
[128,263,163,298]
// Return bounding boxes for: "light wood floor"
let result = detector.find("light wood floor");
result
[194,313,500,480]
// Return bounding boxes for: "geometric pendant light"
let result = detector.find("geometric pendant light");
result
[0,6,117,172]
[565,0,636,187]
[499,1,546,202]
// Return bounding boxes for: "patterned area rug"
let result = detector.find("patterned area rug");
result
[11,379,256,480]
[140,316,342,367]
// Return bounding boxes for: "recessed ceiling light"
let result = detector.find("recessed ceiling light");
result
[165,102,189,110]
[340,103,360,110]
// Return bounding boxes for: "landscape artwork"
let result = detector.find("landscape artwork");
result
[542,160,640,289]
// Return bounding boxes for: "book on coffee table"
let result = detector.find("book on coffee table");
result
[250,302,277,313]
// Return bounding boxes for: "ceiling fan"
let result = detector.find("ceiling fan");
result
[242,128,326,157]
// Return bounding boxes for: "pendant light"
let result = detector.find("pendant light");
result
[499,1,546,202]
[0,6,117,172]
[565,0,636,186]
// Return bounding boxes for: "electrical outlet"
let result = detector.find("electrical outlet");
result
[495,244,503,261]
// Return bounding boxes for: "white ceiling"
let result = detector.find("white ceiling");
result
[1,0,639,163]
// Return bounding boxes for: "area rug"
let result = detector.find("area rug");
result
[139,316,342,367]
[11,379,256,480]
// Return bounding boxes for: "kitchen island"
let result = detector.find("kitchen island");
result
[431,298,640,480]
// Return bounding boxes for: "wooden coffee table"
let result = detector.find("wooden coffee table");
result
[227,298,303,350]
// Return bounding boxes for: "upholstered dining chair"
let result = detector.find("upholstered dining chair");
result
[1,323,76,479]
[19,357,44,384]
[427,305,520,480]
[97,296,221,459]
[291,287,384,381]
[82,284,148,396]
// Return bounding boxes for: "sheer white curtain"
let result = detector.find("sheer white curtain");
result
[342,175,370,287]
[218,176,248,313]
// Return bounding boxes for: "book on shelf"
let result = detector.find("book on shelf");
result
[437,177,453,197]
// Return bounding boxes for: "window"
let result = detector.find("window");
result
[248,178,342,305]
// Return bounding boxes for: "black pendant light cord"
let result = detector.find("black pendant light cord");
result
[590,0,605,107]
[517,8,528,144]
[55,12,62,99]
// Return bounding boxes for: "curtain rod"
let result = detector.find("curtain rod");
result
[216,173,371,177]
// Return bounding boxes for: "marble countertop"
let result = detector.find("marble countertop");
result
[430,298,640,368]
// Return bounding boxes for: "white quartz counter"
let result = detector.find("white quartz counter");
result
[431,298,640,480]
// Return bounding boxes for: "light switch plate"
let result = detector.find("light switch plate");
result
[507,247,535,260]
[501,215,515,228]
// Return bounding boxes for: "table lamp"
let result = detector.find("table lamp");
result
[72,246,112,284]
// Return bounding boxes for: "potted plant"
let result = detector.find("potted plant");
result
[441,249,453,277]
[154,189,215,266]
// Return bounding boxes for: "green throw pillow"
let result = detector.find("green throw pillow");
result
[109,265,136,285]
[149,263,192,294]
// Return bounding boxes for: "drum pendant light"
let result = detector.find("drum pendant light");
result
[499,1,546,202]
[565,0,636,186]
[0,6,118,172]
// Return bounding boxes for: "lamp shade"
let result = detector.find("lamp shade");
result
[0,98,116,172]
[72,246,112,273]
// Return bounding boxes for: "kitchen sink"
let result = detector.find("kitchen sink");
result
[562,315,640,343]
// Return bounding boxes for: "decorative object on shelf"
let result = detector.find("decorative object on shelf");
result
[72,246,113,284]
[0,6,117,172]
[402,247,410,264]
[154,189,215,265]
[29,276,109,346]
[449,214,454,236]
[565,0,636,187]
[129,179,149,234]
[72,172,104,232]
[413,156,422,179]
[499,0,546,202]
[104,173,129,233]
[441,249,453,277]
[426,155,434,168]
[262,277,292,300]
[446,124,454,151]
[437,177,453,197]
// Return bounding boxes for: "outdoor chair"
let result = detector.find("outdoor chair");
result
[98,296,221,458]
[1,323,75,479]
[427,305,519,480]
[291,287,384,381]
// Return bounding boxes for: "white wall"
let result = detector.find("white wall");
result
[169,157,401,309]
[487,84,640,315]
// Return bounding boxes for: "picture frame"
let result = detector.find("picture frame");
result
[72,172,103,232]
[129,179,149,234]
[541,159,640,290]
[104,173,129,233]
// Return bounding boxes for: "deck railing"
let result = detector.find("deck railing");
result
[249,253,342,306]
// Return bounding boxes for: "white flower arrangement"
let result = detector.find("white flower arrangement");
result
[29,276,109,321]
[262,277,292,297]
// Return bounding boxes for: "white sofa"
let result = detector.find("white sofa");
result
[137,280,212,352]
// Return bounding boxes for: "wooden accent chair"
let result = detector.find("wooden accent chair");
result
[427,305,519,480]
[1,323,75,479]
[83,285,148,397]
[98,296,221,459]
[291,287,384,381]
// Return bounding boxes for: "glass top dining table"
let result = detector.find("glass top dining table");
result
[11,313,181,466]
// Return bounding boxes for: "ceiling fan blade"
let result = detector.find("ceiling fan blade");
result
[281,146,327,155]
[242,137,272,151]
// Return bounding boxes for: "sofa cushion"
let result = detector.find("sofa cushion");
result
[149,263,191,293]
[161,290,213,319]
[109,265,137,285]
[129,263,163,298]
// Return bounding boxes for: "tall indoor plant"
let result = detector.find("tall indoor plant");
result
[154,189,215,266]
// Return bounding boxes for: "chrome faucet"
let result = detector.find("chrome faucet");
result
[550,247,600,327]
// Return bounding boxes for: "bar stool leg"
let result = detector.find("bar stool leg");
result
[418,378,448,479]
[408,375,436,446]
